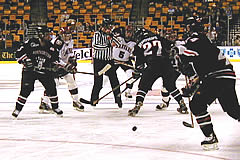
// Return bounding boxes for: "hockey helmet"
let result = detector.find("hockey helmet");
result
[134,28,153,42]
[59,26,72,43]
[185,16,203,33]
[101,18,113,33]
[36,26,52,40]
[112,27,125,38]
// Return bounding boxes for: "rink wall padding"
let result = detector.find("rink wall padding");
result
[1,47,240,63]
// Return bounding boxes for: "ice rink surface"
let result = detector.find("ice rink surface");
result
[0,62,239,160]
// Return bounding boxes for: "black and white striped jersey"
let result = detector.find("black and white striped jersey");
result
[92,30,120,61]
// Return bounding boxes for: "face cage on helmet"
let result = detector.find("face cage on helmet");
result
[62,33,72,42]
[39,32,51,41]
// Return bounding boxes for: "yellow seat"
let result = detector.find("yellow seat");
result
[4,10,11,15]
[6,40,13,48]
[23,15,30,21]
[176,16,184,22]
[10,15,16,21]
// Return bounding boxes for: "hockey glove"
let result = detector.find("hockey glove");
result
[179,63,195,77]
[132,64,144,79]
[181,77,200,97]
[22,58,33,69]
[64,63,76,73]
[68,56,77,67]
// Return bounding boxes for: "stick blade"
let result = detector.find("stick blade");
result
[98,64,112,76]
[182,121,194,128]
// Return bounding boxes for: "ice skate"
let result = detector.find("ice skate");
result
[39,99,53,114]
[73,101,84,112]
[52,108,63,117]
[128,101,143,117]
[156,98,171,111]
[125,89,133,98]
[177,99,189,114]
[201,133,219,151]
[12,109,21,119]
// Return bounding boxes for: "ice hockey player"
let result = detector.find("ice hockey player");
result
[112,25,136,98]
[128,28,188,117]
[12,26,63,118]
[173,16,240,150]
[39,26,84,113]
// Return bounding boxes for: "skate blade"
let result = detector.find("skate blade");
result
[55,114,63,118]
[74,108,84,112]
[177,108,189,114]
[128,112,137,117]
[39,109,54,114]
[156,105,168,111]
[202,143,219,151]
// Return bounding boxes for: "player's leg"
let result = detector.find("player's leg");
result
[124,69,134,98]
[106,64,122,108]
[39,90,52,113]
[12,71,35,118]
[163,69,188,114]
[156,87,171,110]
[39,74,63,116]
[64,73,84,111]
[90,60,104,106]
[218,79,240,121]
[190,79,220,150]
[128,67,159,116]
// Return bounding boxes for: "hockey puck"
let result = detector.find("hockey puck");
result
[132,126,137,131]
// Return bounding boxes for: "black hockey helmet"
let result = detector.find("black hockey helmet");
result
[112,27,125,38]
[102,18,113,29]
[36,25,52,40]
[185,16,203,33]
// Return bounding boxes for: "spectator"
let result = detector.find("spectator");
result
[234,35,240,46]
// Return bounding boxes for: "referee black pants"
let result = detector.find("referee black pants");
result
[91,59,121,104]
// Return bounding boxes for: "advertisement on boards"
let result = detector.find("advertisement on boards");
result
[218,46,240,62]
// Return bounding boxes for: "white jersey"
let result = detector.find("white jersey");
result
[112,37,136,62]
[59,39,74,64]
[52,37,74,66]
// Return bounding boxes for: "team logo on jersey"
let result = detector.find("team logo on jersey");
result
[30,42,39,47]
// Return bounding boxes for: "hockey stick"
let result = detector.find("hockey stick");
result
[182,76,194,128]
[117,76,140,97]
[80,76,134,105]
[114,60,135,69]
[74,64,112,76]
[92,76,134,105]
[97,64,112,75]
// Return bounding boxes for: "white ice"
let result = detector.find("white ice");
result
[0,62,239,160]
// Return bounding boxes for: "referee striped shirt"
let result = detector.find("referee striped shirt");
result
[92,31,120,61]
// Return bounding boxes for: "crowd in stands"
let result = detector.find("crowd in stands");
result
[0,0,239,50]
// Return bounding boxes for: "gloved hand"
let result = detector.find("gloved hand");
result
[179,63,195,77]
[22,58,33,69]
[64,63,76,73]
[132,64,145,79]
[68,56,77,67]
[132,70,141,79]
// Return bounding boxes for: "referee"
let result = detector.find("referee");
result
[90,19,122,108]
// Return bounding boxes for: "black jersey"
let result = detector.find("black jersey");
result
[133,34,173,66]
[16,38,59,73]
[180,32,235,80]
